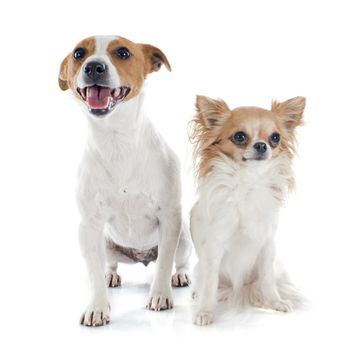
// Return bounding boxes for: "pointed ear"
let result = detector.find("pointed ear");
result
[271,96,306,130]
[141,44,171,74]
[195,95,230,129]
[58,54,69,91]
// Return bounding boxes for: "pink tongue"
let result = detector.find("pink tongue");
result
[86,86,111,109]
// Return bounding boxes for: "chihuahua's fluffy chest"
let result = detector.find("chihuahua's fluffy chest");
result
[192,155,290,273]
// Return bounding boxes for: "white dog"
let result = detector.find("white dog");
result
[58,36,191,326]
[190,95,305,326]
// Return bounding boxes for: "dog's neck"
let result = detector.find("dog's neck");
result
[85,92,149,160]
[199,154,294,203]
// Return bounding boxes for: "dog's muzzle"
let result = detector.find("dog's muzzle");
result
[77,60,131,117]
[77,85,131,117]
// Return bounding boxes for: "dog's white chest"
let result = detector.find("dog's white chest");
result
[105,188,161,249]
[235,182,273,216]
[77,102,179,251]
[225,173,280,245]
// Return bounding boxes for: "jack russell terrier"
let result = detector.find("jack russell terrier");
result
[58,35,192,326]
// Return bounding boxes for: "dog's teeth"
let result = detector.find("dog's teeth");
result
[113,88,121,98]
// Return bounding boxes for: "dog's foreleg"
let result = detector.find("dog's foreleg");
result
[193,239,226,326]
[79,220,110,326]
[147,209,181,311]
[193,254,223,326]
[254,242,292,312]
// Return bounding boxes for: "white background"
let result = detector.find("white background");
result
[0,0,349,349]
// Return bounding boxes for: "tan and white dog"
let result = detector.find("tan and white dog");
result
[190,96,305,325]
[59,36,191,326]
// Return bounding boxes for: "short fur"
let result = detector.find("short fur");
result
[190,95,305,326]
[59,36,191,327]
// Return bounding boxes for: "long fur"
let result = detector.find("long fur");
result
[190,95,305,326]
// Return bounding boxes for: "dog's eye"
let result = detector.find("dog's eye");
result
[73,47,86,60]
[116,47,131,60]
[232,131,248,145]
[270,132,280,146]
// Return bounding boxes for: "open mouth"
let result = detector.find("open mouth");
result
[77,85,131,117]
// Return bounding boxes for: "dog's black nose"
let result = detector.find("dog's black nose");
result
[83,61,107,80]
[254,142,267,154]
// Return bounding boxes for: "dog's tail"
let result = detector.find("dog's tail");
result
[275,270,305,309]
[218,268,304,310]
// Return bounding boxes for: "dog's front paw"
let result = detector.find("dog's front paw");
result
[80,302,110,327]
[171,271,191,287]
[146,291,173,311]
[105,271,121,288]
[194,311,214,326]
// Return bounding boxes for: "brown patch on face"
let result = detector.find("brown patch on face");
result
[216,108,286,162]
[106,38,171,101]
[190,96,305,179]
[58,37,96,94]
[106,38,146,101]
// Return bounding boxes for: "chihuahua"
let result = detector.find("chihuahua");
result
[190,95,305,326]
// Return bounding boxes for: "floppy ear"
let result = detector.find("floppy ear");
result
[195,95,230,129]
[141,44,171,74]
[58,54,69,91]
[271,96,306,130]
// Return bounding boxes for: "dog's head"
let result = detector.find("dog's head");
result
[58,36,171,118]
[191,95,305,178]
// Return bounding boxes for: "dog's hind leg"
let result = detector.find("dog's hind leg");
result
[105,238,122,288]
[171,222,192,287]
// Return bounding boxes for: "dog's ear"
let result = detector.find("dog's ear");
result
[58,54,70,91]
[141,44,171,74]
[195,95,231,129]
[271,96,306,130]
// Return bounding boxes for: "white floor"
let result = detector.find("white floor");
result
[4,251,348,350]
